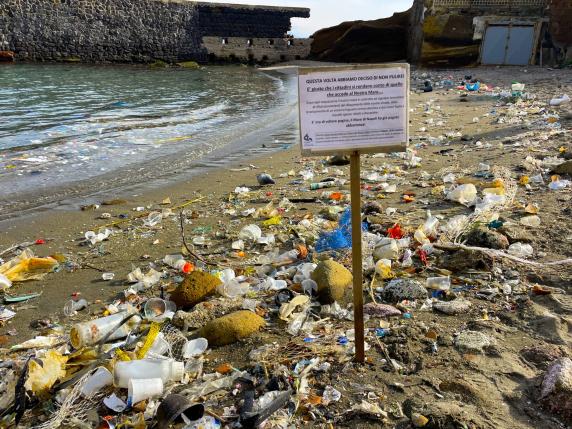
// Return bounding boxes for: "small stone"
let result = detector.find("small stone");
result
[455,330,492,354]
[520,345,566,369]
[539,357,572,421]
[552,160,572,175]
[412,413,429,427]
[198,310,265,346]
[465,225,509,250]
[498,224,534,244]
[433,299,472,315]
[327,155,350,166]
[363,303,401,318]
[382,279,428,303]
[438,334,454,346]
[311,260,353,304]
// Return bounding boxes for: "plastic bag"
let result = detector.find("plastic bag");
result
[0,248,58,282]
[446,184,477,206]
[25,350,68,397]
[315,208,365,253]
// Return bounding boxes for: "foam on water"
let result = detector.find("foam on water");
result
[0,63,295,197]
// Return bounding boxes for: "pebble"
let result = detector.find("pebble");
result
[433,299,472,315]
[455,330,492,354]
[382,278,428,302]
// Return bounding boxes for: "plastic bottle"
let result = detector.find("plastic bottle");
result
[163,254,193,273]
[310,181,336,190]
[273,249,299,265]
[113,359,184,388]
[426,276,451,291]
[70,308,141,349]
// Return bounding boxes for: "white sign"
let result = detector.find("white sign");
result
[298,64,409,156]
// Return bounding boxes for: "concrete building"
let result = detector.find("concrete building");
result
[310,0,571,67]
[416,0,571,66]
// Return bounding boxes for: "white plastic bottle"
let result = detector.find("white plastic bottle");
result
[70,308,141,349]
[113,359,184,388]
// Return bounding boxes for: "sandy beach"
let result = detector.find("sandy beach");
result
[1,65,572,428]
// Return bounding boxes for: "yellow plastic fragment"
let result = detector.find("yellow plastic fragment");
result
[115,348,132,361]
[136,322,161,359]
[0,248,58,282]
[262,216,282,226]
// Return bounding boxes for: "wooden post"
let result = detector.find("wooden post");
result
[350,150,365,364]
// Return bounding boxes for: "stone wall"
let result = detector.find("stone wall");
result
[0,0,310,63]
[202,36,312,63]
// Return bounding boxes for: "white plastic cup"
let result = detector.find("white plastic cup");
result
[183,338,209,359]
[80,366,113,397]
[127,378,163,406]
[146,332,170,357]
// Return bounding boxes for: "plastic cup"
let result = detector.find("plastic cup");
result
[80,366,113,397]
[128,378,164,406]
[144,298,177,321]
[147,332,170,357]
[183,338,209,359]
[64,298,88,316]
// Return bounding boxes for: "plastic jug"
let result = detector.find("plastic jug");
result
[113,359,184,388]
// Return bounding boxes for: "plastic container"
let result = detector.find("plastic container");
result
[426,276,451,291]
[183,338,209,359]
[64,298,88,317]
[102,272,115,281]
[144,298,176,321]
[113,359,184,388]
[70,309,141,349]
[238,224,262,241]
[310,181,336,190]
[373,239,399,260]
[147,332,171,357]
[508,243,533,258]
[128,378,163,406]
[80,367,113,397]
[549,94,570,106]
[520,215,541,227]
[446,184,477,206]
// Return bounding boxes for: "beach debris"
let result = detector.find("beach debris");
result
[169,270,222,309]
[198,310,265,346]
[256,173,276,185]
[311,259,353,304]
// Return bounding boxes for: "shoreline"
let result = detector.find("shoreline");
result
[0,65,300,222]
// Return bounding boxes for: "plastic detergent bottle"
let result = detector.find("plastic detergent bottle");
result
[113,359,184,388]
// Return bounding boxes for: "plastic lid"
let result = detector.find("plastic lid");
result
[171,361,185,382]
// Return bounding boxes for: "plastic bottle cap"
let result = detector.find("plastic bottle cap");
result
[171,361,185,382]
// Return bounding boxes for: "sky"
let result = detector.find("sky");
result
[205,0,414,37]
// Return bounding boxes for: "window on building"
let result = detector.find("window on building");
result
[247,39,253,47]
[221,38,228,45]
[287,39,294,46]
[268,39,274,45]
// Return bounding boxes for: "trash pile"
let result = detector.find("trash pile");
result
[1,70,571,429]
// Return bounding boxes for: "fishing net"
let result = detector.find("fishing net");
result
[32,369,113,429]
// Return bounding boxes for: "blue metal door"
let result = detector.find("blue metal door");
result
[481,25,535,65]
[482,26,509,65]
[506,26,535,65]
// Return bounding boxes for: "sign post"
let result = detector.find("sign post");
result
[298,64,409,363]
